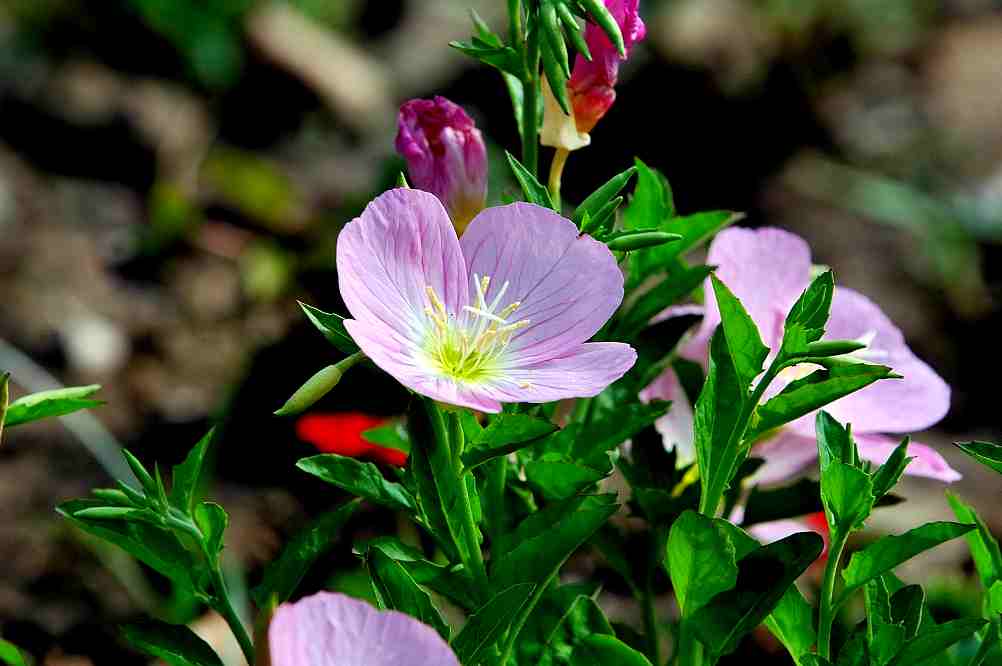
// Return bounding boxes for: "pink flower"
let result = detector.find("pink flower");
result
[336,188,637,413]
[395,97,487,234]
[747,512,830,572]
[541,0,647,150]
[269,591,458,666]
[568,0,647,134]
[643,227,959,483]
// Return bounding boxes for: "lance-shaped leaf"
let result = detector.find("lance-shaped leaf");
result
[711,275,769,389]
[537,594,614,666]
[889,584,925,639]
[297,454,415,512]
[821,461,874,533]
[887,618,987,666]
[840,522,975,603]
[450,584,534,665]
[170,428,214,514]
[955,440,1002,476]
[355,537,478,611]
[945,491,1002,590]
[749,361,895,439]
[4,385,103,427]
[121,621,223,666]
[462,414,557,469]
[506,151,554,209]
[690,532,824,657]
[764,586,817,664]
[298,301,359,355]
[367,547,451,641]
[573,167,636,227]
[577,0,626,55]
[623,158,673,230]
[781,270,835,355]
[0,638,27,666]
[449,40,522,77]
[568,634,652,666]
[252,499,360,607]
[666,510,738,616]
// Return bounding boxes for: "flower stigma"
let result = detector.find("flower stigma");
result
[422,274,530,384]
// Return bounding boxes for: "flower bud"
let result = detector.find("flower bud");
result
[541,0,646,150]
[395,97,487,234]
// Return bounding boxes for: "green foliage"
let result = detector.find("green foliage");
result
[506,151,555,209]
[4,384,103,428]
[573,167,636,228]
[0,639,27,666]
[297,454,416,511]
[568,634,652,666]
[450,584,534,664]
[367,547,451,640]
[121,621,223,666]
[298,301,359,355]
[463,414,557,469]
[666,511,738,616]
[955,441,1002,476]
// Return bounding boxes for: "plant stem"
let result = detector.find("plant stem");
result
[521,21,540,177]
[677,621,703,666]
[643,563,662,665]
[817,528,850,660]
[485,457,507,544]
[449,412,490,598]
[548,147,569,209]
[968,622,997,666]
[209,563,255,665]
[507,0,522,45]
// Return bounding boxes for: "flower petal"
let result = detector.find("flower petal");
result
[476,342,636,404]
[746,430,820,486]
[460,203,625,363]
[337,188,468,347]
[855,433,961,483]
[684,227,813,362]
[269,591,459,666]
[795,287,951,434]
[640,368,696,466]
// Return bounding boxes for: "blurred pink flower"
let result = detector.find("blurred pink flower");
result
[337,188,636,413]
[269,591,458,666]
[642,226,959,483]
[541,0,647,149]
[395,97,487,234]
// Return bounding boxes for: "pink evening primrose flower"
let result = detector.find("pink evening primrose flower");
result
[395,97,487,235]
[336,188,637,413]
[642,226,959,484]
[541,0,647,150]
[269,591,459,666]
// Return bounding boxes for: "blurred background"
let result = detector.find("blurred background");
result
[2,0,1002,663]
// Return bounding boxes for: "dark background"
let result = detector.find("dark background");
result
[2,0,1001,663]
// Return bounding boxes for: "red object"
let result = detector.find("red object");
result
[805,511,832,566]
[296,413,408,467]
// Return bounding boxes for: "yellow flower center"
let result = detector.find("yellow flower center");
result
[422,274,530,384]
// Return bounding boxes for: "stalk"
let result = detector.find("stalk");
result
[816,529,849,660]
[448,411,490,597]
[548,147,570,208]
[521,23,541,176]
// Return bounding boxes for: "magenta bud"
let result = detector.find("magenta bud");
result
[395,96,487,234]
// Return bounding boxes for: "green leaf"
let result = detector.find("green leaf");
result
[252,499,360,607]
[557,2,591,60]
[841,522,976,601]
[821,461,874,532]
[750,362,894,439]
[870,437,911,501]
[693,329,746,516]
[298,301,359,355]
[614,265,713,339]
[463,414,557,469]
[889,584,924,639]
[121,620,223,666]
[525,458,608,501]
[506,151,554,209]
[990,580,1002,615]
[537,595,615,666]
[662,210,741,260]
[541,38,571,115]
[945,491,1002,590]
[800,657,834,666]
[864,577,902,666]
[569,634,653,666]
[59,499,199,593]
[450,584,534,665]
[576,0,625,55]
[782,270,835,355]
[541,1,571,78]
[361,421,410,453]
[816,410,858,470]
[356,537,478,611]
[623,158,672,231]
[367,547,451,640]
[449,40,522,77]
[666,510,738,616]
[194,502,227,558]
[690,532,825,657]
[4,385,103,427]
[170,429,214,513]
[0,638,27,666]
[742,478,824,527]
[297,454,415,512]
[955,441,1002,476]
[764,585,817,663]
[572,401,669,461]
[573,167,636,227]
[887,618,987,666]
[491,494,618,593]
[711,275,770,388]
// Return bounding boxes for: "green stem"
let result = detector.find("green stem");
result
[643,568,662,665]
[521,21,540,177]
[969,622,997,666]
[817,528,849,660]
[499,572,554,665]
[449,412,490,598]
[507,0,522,45]
[209,564,255,665]
[485,457,507,544]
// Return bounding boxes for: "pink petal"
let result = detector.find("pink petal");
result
[640,368,696,466]
[460,203,625,363]
[855,433,961,483]
[269,592,459,666]
[683,227,813,363]
[747,518,811,544]
[476,342,636,404]
[789,287,951,435]
[746,430,820,486]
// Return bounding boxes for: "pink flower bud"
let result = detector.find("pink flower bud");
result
[395,97,487,234]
